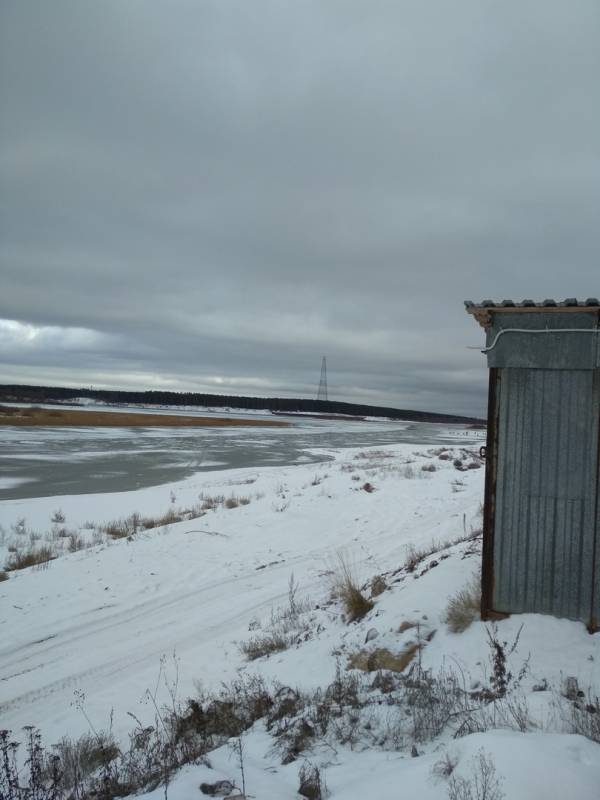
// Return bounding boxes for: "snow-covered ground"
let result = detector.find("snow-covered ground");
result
[1,440,599,799]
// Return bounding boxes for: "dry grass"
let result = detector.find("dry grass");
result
[141,508,186,528]
[32,491,254,556]
[370,575,387,597]
[240,575,313,661]
[67,534,84,552]
[104,519,134,539]
[354,449,393,460]
[0,570,8,582]
[102,501,224,539]
[444,576,481,633]
[240,631,291,660]
[404,540,440,572]
[403,528,481,574]
[298,761,326,800]
[331,554,374,622]
[200,493,226,511]
[0,406,288,428]
[5,545,55,571]
[53,732,121,788]
[347,644,420,673]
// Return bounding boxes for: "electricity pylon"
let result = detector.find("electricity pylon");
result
[317,356,328,402]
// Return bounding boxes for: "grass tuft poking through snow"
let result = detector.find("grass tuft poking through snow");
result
[369,574,387,597]
[331,552,374,622]
[4,544,55,571]
[240,630,291,661]
[240,573,313,660]
[444,575,481,633]
[298,760,327,799]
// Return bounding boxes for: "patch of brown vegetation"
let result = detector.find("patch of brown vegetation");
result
[5,545,55,571]
[444,576,481,633]
[397,620,417,633]
[370,575,387,597]
[0,406,289,428]
[347,644,420,673]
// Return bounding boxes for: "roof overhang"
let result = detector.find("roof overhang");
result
[465,299,600,329]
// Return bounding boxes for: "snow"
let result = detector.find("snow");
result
[134,729,600,800]
[1,435,599,798]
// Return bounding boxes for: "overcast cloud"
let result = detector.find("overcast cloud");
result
[1,1,599,416]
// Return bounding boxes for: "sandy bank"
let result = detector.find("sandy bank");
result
[0,405,289,428]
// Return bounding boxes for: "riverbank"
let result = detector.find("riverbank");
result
[0,405,289,427]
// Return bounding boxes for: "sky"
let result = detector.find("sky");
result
[1,1,599,417]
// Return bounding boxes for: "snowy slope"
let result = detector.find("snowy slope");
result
[2,443,599,798]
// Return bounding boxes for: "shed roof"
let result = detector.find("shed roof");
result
[465,298,600,328]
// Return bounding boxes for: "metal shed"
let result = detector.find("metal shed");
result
[466,298,600,630]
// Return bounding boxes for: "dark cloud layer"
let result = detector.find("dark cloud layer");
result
[1,1,599,416]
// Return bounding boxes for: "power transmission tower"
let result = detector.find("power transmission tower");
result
[317,356,328,401]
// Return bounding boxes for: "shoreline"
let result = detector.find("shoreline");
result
[0,405,289,428]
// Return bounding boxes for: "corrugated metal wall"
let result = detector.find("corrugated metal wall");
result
[492,368,600,624]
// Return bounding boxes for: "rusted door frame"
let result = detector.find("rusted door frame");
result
[481,368,499,620]
[590,367,600,632]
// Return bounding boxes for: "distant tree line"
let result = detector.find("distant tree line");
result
[0,384,483,425]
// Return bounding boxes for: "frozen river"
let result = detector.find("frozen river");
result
[0,412,485,500]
